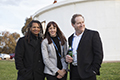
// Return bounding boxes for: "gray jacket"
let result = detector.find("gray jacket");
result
[41,38,68,75]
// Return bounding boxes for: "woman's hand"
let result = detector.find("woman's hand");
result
[57,69,66,77]
[57,74,62,79]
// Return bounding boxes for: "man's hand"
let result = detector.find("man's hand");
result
[66,55,73,63]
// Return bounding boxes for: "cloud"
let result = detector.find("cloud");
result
[0,0,48,37]
[0,0,65,36]
[0,0,23,6]
[0,25,23,36]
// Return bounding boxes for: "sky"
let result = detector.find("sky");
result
[0,0,65,37]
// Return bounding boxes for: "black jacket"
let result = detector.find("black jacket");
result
[15,34,45,80]
[69,28,103,79]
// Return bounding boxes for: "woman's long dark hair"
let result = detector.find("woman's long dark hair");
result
[25,20,43,43]
[44,21,66,45]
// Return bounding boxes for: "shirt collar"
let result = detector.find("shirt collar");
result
[73,31,84,37]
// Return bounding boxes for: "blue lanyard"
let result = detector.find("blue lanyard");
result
[51,37,62,58]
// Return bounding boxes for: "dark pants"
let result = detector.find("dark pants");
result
[46,73,67,80]
[70,66,96,80]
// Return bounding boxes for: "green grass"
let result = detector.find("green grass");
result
[0,60,17,80]
[97,62,120,80]
[0,60,120,80]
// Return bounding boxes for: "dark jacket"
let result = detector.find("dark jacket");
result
[68,28,103,79]
[15,34,45,80]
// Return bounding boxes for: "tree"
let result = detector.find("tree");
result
[0,35,2,53]
[0,31,20,54]
[0,47,2,53]
[22,16,32,35]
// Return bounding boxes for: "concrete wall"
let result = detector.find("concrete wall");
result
[32,0,120,61]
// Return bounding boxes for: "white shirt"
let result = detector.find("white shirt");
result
[72,32,84,65]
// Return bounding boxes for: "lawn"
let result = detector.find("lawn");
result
[0,60,120,80]
[0,60,17,80]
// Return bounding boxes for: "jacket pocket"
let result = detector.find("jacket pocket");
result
[18,68,26,76]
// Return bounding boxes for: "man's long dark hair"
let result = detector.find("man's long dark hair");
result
[25,20,43,43]
[44,21,66,45]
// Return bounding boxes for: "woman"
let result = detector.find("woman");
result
[15,20,45,80]
[41,21,68,80]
